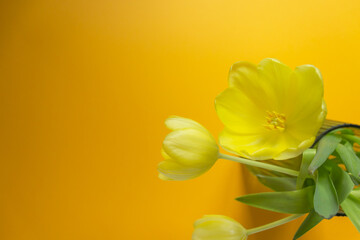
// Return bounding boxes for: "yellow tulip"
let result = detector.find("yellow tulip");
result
[215,58,327,160]
[192,214,303,239]
[192,215,247,240]
[158,116,219,181]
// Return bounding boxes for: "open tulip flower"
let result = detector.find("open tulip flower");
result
[158,58,360,239]
[215,58,327,160]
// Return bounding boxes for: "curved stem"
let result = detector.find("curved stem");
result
[312,123,360,147]
[246,214,303,235]
[219,153,299,177]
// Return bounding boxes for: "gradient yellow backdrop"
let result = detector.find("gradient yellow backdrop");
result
[1,0,360,239]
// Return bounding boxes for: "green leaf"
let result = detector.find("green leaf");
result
[293,209,323,240]
[256,175,297,191]
[335,142,360,177]
[308,135,341,174]
[351,188,360,199]
[331,128,354,135]
[297,149,316,189]
[342,134,360,145]
[322,159,338,171]
[341,194,360,233]
[330,165,354,203]
[314,167,339,219]
[236,186,314,214]
[350,175,360,185]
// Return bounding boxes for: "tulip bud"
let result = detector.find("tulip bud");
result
[192,215,248,240]
[158,116,218,181]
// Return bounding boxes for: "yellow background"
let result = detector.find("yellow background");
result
[1,0,360,239]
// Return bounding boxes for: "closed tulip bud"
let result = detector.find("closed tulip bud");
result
[158,116,219,181]
[192,215,247,240]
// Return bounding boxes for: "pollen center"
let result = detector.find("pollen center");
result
[264,111,286,132]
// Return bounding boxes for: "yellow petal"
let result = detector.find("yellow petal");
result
[257,58,294,111]
[161,147,172,160]
[215,87,266,134]
[158,173,173,181]
[286,100,327,141]
[165,116,206,131]
[157,160,207,181]
[219,128,270,159]
[220,123,316,160]
[228,61,272,110]
[228,61,258,88]
[228,61,267,106]
[162,129,218,166]
[274,137,315,160]
[240,134,282,160]
[193,215,247,240]
[286,65,324,122]
[245,133,314,160]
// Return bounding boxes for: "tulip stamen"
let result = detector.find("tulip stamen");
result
[264,110,286,132]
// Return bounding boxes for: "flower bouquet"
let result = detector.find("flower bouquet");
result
[157,58,360,239]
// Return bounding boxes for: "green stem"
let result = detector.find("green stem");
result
[246,214,303,235]
[219,153,299,177]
